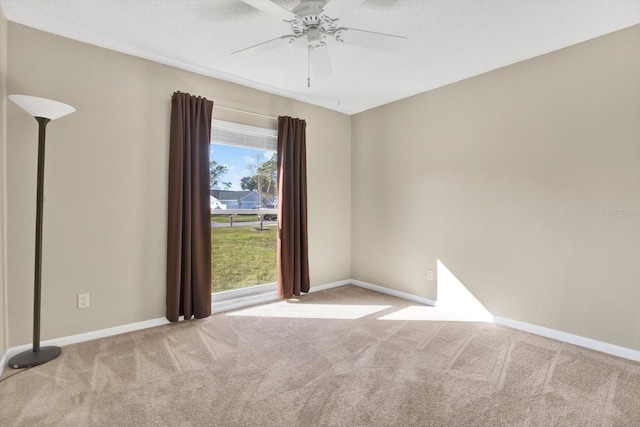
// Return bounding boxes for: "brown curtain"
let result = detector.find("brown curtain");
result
[277,116,310,298]
[166,92,213,321]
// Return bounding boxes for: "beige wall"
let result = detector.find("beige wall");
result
[0,8,8,356]
[352,25,640,350]
[6,23,351,346]
[5,19,638,353]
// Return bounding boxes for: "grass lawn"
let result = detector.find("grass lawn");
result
[211,225,277,293]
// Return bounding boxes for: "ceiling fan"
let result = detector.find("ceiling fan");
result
[233,0,407,84]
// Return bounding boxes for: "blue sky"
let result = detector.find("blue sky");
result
[210,144,274,191]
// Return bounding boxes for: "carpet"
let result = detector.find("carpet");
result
[1,285,639,426]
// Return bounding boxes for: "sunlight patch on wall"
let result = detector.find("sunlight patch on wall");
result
[435,259,493,322]
[227,301,392,319]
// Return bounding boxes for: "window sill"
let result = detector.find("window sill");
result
[212,283,278,314]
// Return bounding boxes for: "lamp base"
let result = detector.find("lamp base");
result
[8,346,62,369]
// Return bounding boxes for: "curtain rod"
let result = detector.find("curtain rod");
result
[169,94,277,121]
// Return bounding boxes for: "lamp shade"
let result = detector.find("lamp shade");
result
[9,94,75,121]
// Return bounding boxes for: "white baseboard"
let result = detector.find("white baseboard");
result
[351,280,639,362]
[3,279,638,375]
[2,317,173,371]
[1,280,353,374]
[493,315,640,363]
[350,280,437,306]
[309,279,351,293]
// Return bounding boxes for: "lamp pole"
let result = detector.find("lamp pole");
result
[8,95,75,369]
[32,117,50,353]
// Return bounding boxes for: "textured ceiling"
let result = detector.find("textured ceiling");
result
[1,0,639,114]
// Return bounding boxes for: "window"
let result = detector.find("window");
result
[209,120,278,294]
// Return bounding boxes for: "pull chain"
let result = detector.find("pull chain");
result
[307,45,311,88]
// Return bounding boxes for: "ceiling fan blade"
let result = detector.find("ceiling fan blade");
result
[232,35,297,56]
[334,27,407,51]
[322,0,367,18]
[310,44,332,78]
[239,0,296,21]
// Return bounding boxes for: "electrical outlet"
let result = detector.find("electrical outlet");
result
[427,269,434,281]
[78,293,90,309]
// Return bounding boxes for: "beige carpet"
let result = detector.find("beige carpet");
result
[1,285,639,426]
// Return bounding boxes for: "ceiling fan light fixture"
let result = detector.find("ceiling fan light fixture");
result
[306,27,324,47]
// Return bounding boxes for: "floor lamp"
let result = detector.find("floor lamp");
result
[8,94,75,369]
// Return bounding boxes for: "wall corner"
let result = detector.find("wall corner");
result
[0,6,9,358]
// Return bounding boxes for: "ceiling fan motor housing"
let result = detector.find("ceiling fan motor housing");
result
[292,0,327,23]
[290,0,337,43]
